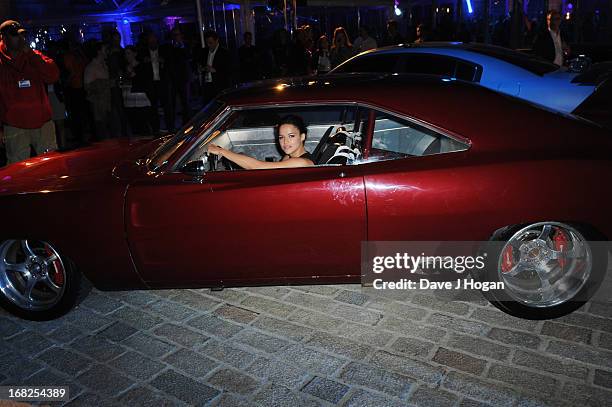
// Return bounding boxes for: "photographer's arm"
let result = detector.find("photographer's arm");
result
[26,48,60,84]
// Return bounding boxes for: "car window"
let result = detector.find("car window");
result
[370,110,469,160]
[333,54,403,73]
[455,60,481,81]
[402,54,456,76]
[148,100,224,171]
[335,52,481,82]
[464,43,559,75]
[181,104,361,171]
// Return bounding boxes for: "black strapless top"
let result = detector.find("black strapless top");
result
[285,151,312,160]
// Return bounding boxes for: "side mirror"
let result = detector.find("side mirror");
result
[181,159,206,176]
[568,55,592,73]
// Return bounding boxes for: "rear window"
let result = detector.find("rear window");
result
[402,54,456,76]
[371,110,469,158]
[464,44,559,75]
[335,52,481,82]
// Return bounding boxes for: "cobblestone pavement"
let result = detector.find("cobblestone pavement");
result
[1,280,611,407]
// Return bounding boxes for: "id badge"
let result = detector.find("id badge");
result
[18,80,31,88]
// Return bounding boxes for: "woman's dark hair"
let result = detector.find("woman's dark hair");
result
[276,115,308,140]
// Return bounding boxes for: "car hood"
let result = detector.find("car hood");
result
[0,138,161,195]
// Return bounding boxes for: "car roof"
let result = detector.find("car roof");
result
[341,42,560,76]
[216,73,604,153]
[217,73,491,115]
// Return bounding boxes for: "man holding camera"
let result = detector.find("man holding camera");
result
[0,20,59,165]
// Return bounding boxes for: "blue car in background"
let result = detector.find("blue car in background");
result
[331,43,603,116]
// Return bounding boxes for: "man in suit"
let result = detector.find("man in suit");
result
[160,26,191,133]
[533,10,568,66]
[200,30,231,106]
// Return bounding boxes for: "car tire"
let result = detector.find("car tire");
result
[0,239,87,321]
[478,222,607,320]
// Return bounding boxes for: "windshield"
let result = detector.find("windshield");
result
[147,100,225,171]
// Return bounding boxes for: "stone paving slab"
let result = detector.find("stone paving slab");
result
[1,283,612,407]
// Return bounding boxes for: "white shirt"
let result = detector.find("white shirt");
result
[549,29,563,66]
[205,45,218,83]
[317,51,331,73]
[150,49,160,81]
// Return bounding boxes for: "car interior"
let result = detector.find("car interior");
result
[182,106,469,172]
[187,106,366,171]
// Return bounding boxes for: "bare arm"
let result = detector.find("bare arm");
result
[208,144,313,169]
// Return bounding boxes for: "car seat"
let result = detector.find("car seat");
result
[317,130,362,165]
[325,145,361,165]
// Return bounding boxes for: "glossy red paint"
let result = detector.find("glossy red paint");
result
[0,138,158,289]
[1,74,611,290]
[126,165,366,287]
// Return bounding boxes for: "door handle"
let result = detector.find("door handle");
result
[339,172,346,178]
[182,176,204,184]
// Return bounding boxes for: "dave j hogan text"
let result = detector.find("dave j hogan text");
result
[372,278,505,291]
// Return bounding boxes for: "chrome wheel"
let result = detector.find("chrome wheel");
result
[0,240,67,311]
[497,222,592,308]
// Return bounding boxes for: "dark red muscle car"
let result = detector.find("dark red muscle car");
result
[1,74,610,321]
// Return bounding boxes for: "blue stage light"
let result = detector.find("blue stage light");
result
[466,0,473,13]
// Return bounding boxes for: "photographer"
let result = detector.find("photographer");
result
[0,20,59,164]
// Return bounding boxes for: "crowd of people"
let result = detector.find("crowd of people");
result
[0,10,601,167]
[0,19,408,167]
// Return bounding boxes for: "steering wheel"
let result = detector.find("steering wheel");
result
[311,125,336,165]
[205,152,216,172]
[221,157,239,171]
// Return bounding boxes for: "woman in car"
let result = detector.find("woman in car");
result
[207,114,314,169]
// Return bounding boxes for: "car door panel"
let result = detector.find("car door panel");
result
[126,166,366,285]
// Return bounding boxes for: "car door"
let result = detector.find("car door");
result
[359,107,473,241]
[125,105,367,286]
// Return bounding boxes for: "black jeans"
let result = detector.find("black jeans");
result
[65,87,89,145]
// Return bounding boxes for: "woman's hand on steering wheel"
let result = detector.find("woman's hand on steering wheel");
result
[221,157,237,171]
[207,144,237,171]
[207,143,224,157]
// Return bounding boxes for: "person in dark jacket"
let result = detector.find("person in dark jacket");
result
[125,46,155,136]
[105,30,127,137]
[200,30,231,106]
[380,20,405,47]
[271,28,291,77]
[289,26,312,75]
[62,34,90,146]
[238,31,261,83]
[0,20,59,164]
[533,10,568,66]
[160,26,192,133]
[137,32,163,134]
[330,27,353,68]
